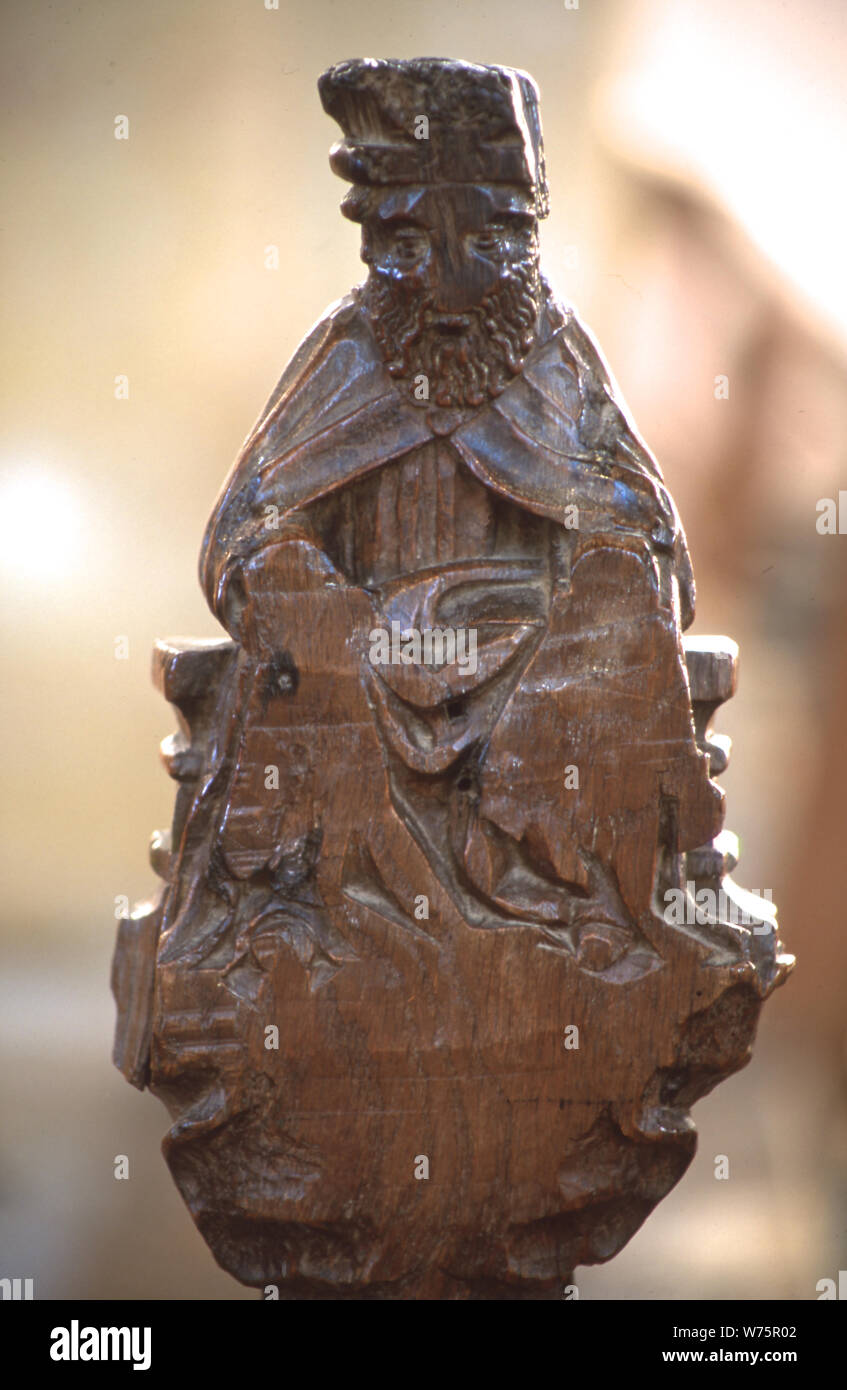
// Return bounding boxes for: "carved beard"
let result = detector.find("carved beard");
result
[364,259,542,409]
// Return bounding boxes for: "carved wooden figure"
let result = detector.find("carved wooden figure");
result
[112,58,793,1299]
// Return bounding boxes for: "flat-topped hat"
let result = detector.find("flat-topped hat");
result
[318,57,549,217]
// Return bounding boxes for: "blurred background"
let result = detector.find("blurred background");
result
[1,0,845,1299]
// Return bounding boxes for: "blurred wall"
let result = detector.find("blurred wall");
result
[1,0,844,1299]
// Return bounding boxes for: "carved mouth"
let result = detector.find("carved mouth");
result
[425,312,472,334]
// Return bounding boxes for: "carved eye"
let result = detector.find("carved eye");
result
[389,229,430,265]
[469,218,534,259]
[469,228,505,256]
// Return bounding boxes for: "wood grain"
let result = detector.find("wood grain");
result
[112,57,792,1299]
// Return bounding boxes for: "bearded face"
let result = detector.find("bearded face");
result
[358,186,543,409]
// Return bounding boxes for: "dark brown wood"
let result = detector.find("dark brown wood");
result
[112,57,792,1299]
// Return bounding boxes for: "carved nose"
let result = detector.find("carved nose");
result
[431,247,489,313]
[432,278,476,315]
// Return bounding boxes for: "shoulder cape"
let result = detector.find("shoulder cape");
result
[199,287,695,628]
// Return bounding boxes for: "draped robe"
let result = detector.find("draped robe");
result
[156,284,720,984]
